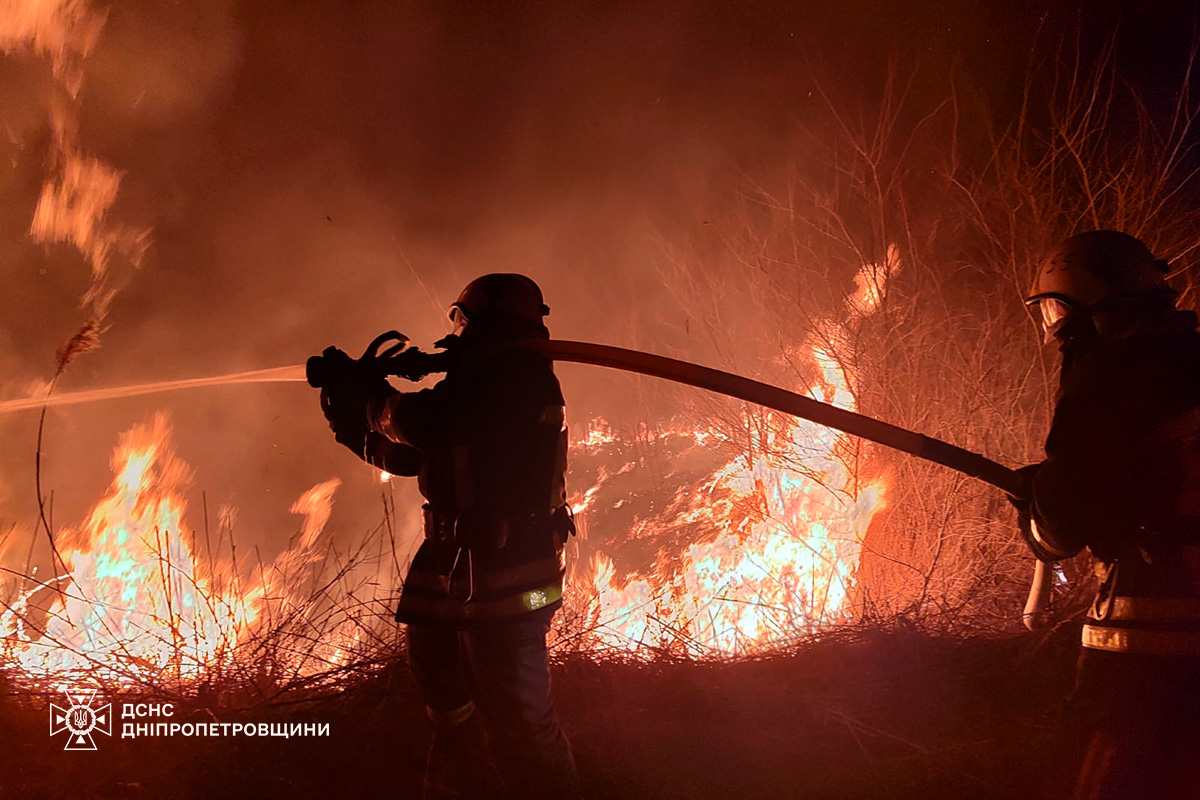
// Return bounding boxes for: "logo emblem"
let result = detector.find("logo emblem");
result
[50,688,112,750]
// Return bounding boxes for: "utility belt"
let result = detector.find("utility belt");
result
[401,505,573,615]
[422,504,575,550]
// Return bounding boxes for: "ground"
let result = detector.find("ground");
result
[0,623,1081,800]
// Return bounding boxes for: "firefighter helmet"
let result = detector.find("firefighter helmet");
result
[1026,231,1174,341]
[448,274,550,330]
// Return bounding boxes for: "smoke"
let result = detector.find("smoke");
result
[0,1,1192,580]
[2,0,148,334]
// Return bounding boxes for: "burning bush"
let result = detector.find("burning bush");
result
[558,265,889,658]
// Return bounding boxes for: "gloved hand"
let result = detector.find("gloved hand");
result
[1008,463,1061,561]
[389,348,447,382]
[317,347,392,456]
[1006,463,1041,516]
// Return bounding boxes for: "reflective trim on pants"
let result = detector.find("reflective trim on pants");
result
[1082,624,1200,655]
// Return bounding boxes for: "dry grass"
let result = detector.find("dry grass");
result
[0,621,1084,799]
[0,490,408,705]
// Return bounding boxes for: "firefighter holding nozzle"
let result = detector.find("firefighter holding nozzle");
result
[1014,231,1200,798]
[316,274,582,799]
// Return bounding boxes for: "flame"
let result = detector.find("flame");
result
[29,145,149,312]
[571,485,601,516]
[0,416,357,687]
[579,421,618,448]
[4,0,149,323]
[566,253,896,656]
[572,351,885,657]
[1,244,900,678]
[291,480,340,550]
[848,243,899,315]
[0,0,105,94]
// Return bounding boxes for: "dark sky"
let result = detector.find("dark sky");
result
[0,0,1194,565]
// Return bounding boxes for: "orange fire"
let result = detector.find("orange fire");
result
[566,351,886,657]
[3,239,897,677]
[0,415,361,687]
[4,0,150,321]
[0,0,105,94]
[564,256,896,657]
[0,355,884,680]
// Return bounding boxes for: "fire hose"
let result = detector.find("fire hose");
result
[308,332,1054,629]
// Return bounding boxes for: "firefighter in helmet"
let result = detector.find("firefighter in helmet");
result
[320,273,582,799]
[1016,231,1200,798]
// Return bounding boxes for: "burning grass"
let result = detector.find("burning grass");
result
[1,414,405,700]
[0,401,1087,798]
[1,398,883,695]
[0,420,1071,798]
[3,282,891,691]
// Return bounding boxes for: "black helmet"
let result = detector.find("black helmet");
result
[1026,231,1174,342]
[448,273,549,330]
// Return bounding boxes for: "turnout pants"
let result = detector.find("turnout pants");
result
[1060,650,1200,800]
[406,607,581,800]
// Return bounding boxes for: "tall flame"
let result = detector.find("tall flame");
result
[567,253,897,656]
[0,416,354,687]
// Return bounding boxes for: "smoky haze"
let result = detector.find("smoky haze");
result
[0,1,1186,566]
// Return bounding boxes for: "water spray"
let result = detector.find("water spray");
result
[0,365,307,416]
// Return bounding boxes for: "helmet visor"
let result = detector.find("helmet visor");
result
[448,304,469,334]
[1037,297,1071,327]
[1036,297,1073,343]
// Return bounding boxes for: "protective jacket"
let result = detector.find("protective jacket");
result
[359,316,572,627]
[1029,308,1200,655]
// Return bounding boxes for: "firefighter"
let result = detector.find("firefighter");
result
[319,274,582,799]
[1016,230,1200,799]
